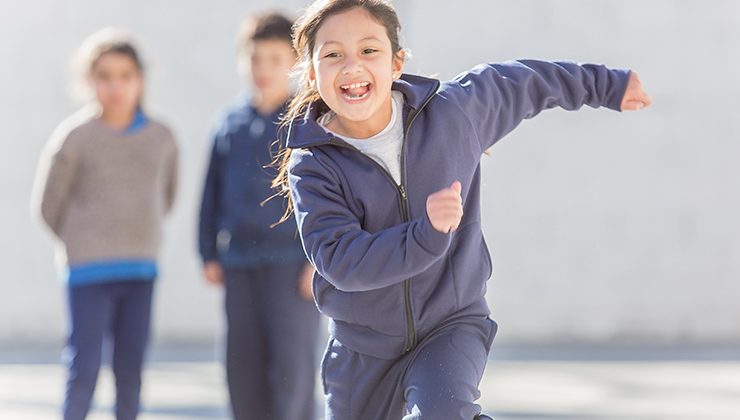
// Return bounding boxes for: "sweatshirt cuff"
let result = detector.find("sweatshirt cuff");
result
[606,68,632,112]
[414,213,452,256]
[198,247,218,264]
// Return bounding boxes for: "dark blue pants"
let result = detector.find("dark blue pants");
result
[63,280,153,420]
[322,316,497,420]
[224,262,321,420]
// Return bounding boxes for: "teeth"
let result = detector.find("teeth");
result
[341,81,370,90]
[343,91,370,100]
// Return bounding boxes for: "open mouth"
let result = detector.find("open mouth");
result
[339,81,372,101]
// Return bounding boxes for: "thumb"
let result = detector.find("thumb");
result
[450,181,462,194]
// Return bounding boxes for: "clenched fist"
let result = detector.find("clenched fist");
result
[620,71,652,111]
[426,181,463,233]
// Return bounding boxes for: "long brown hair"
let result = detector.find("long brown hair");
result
[270,0,404,225]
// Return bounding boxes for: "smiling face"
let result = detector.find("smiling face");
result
[310,7,404,138]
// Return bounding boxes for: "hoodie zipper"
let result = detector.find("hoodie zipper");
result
[398,91,435,352]
[329,139,417,351]
[326,88,437,353]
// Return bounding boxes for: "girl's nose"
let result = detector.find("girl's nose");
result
[341,59,363,75]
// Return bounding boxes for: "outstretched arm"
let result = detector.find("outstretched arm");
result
[440,60,650,152]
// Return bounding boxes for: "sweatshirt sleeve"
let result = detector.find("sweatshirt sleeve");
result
[31,127,80,238]
[197,137,221,263]
[288,148,452,293]
[440,59,631,153]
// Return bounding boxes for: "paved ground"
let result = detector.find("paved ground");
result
[1,345,739,419]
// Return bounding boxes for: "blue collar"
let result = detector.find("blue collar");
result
[123,109,149,134]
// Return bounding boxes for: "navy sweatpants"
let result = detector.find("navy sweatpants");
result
[63,280,153,420]
[322,316,497,420]
[224,262,321,420]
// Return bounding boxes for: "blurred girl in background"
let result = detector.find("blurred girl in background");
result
[32,28,178,420]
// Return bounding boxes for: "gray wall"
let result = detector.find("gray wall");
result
[2,0,738,347]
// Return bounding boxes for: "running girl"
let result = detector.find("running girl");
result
[273,1,651,419]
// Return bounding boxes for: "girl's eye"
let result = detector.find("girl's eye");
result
[363,48,378,54]
[324,52,339,59]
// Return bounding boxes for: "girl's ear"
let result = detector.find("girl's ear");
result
[392,50,405,79]
[309,63,316,83]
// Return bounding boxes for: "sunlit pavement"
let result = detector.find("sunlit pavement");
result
[1,345,739,419]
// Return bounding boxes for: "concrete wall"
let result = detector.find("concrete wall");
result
[2,0,738,347]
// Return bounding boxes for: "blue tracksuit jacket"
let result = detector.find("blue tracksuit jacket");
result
[199,98,306,268]
[286,60,630,358]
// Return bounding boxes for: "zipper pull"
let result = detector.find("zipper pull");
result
[399,185,407,200]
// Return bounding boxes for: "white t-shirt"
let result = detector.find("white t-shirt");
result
[318,91,405,184]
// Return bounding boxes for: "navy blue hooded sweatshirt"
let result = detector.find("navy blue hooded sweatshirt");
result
[286,60,630,359]
[199,98,306,268]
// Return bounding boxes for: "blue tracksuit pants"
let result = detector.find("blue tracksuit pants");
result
[63,280,153,420]
[224,262,321,420]
[322,315,497,420]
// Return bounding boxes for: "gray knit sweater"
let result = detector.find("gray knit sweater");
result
[32,108,178,267]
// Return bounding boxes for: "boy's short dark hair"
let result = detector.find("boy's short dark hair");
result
[239,12,294,52]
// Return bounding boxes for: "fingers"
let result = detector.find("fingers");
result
[639,92,653,108]
[427,188,463,209]
[430,190,463,206]
[435,208,464,232]
[622,100,647,111]
[426,202,464,218]
[622,93,653,111]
